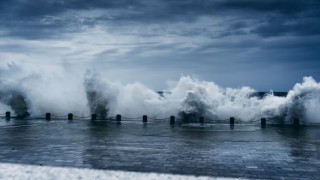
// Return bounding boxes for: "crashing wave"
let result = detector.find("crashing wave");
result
[0,62,319,124]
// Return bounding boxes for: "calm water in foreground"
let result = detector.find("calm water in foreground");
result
[0,119,319,179]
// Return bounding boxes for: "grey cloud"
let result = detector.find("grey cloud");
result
[1,0,319,39]
[216,0,316,14]
[2,0,313,19]
[251,17,320,37]
[260,36,320,50]
[1,0,319,91]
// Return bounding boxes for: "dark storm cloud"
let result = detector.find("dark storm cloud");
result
[215,0,320,38]
[251,16,320,37]
[216,0,314,14]
[1,0,319,39]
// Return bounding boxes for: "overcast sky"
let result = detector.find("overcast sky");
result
[1,0,320,91]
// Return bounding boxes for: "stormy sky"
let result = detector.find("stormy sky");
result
[0,0,320,91]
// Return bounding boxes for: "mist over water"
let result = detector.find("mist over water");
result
[1,62,320,123]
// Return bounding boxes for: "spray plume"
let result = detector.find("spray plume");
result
[0,62,320,123]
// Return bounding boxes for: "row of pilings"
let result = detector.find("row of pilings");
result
[2,111,301,127]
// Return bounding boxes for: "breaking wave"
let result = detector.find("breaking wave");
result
[0,62,320,123]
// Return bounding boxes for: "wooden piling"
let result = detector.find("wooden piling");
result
[170,116,175,125]
[116,114,121,122]
[5,111,10,120]
[294,118,300,127]
[230,117,235,125]
[68,113,73,120]
[199,116,204,124]
[143,115,147,123]
[46,113,51,121]
[261,118,266,128]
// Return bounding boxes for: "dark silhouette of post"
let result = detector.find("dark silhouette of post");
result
[230,117,235,126]
[116,114,121,123]
[91,114,97,120]
[68,113,73,120]
[46,113,51,121]
[294,118,300,127]
[5,111,10,120]
[143,115,147,123]
[170,116,175,125]
[199,116,204,124]
[261,118,266,128]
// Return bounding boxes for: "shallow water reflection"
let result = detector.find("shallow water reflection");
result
[0,119,319,178]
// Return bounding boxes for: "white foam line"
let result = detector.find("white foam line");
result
[0,163,244,180]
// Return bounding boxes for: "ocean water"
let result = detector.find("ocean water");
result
[0,119,319,179]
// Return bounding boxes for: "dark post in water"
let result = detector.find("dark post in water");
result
[230,117,235,125]
[199,116,204,124]
[261,118,266,128]
[46,113,51,121]
[68,113,73,120]
[143,115,147,123]
[170,116,175,125]
[91,114,97,120]
[294,118,300,127]
[5,111,10,120]
[116,114,121,122]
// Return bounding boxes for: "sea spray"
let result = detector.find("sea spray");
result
[84,70,111,119]
[284,77,320,123]
[0,61,89,117]
[1,63,320,123]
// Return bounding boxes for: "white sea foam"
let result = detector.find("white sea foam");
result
[1,61,319,123]
[0,162,232,180]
